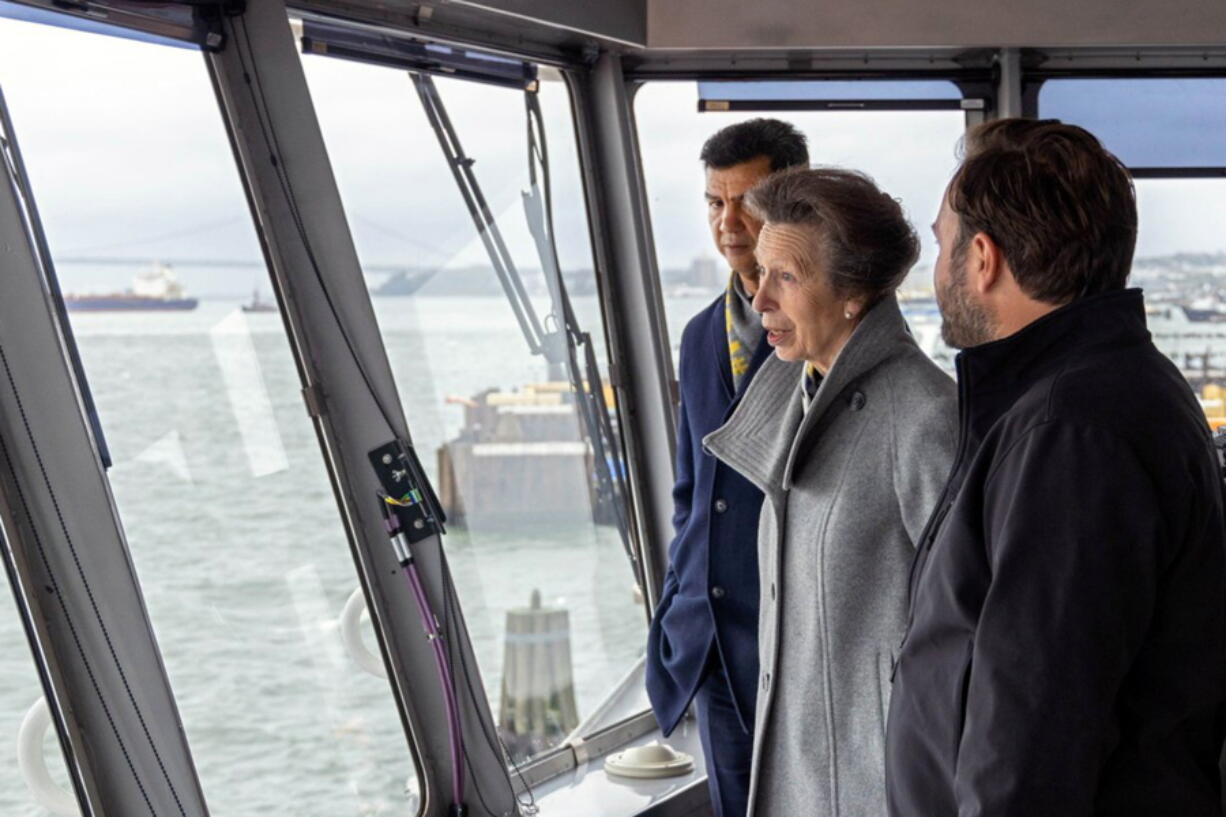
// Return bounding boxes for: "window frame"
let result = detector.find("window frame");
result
[1027,68,1226,178]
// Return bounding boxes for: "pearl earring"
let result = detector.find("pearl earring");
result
[844,308,853,320]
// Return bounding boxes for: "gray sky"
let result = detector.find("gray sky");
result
[0,15,1222,297]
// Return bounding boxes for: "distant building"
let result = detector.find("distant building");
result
[660,255,726,295]
[687,255,724,289]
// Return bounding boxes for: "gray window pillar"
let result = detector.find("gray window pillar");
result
[569,55,677,612]
[0,113,209,816]
[996,47,1024,119]
[204,3,515,814]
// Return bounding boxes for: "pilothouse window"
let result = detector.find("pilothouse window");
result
[1039,77,1226,424]
[1124,177,1226,421]
[299,43,646,766]
[0,14,424,816]
[634,80,967,373]
[1040,77,1226,174]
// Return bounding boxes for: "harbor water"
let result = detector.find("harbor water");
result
[0,294,706,817]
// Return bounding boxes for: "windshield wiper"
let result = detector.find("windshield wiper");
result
[410,73,641,588]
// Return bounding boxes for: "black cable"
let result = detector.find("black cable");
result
[436,557,502,817]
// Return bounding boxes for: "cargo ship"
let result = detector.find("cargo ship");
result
[64,262,198,311]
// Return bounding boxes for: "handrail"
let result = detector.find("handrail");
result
[17,697,79,816]
[338,587,388,679]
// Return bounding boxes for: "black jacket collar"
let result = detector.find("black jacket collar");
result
[956,288,1151,440]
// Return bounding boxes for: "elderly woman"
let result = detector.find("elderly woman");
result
[705,167,956,817]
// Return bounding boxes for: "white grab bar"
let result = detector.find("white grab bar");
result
[339,586,387,679]
[17,697,79,815]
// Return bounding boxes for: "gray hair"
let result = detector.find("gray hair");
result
[746,166,919,302]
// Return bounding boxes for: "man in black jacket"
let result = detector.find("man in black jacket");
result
[885,118,1226,816]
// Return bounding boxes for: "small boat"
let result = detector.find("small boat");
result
[240,288,277,313]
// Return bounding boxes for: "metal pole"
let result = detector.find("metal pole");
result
[0,87,112,468]
[996,48,1024,119]
[203,4,515,814]
[569,58,677,613]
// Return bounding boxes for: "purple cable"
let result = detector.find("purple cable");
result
[402,557,466,808]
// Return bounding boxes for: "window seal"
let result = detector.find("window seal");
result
[299,16,537,90]
[0,0,222,49]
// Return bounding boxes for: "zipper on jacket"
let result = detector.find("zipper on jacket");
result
[892,500,952,683]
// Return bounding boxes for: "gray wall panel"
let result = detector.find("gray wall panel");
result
[646,0,1226,49]
[447,0,646,45]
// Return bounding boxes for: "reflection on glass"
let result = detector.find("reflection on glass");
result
[635,81,966,371]
[301,53,645,764]
[0,17,418,816]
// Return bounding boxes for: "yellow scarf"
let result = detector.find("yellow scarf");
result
[725,271,752,386]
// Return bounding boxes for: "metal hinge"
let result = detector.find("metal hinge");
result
[570,735,591,766]
[302,382,327,418]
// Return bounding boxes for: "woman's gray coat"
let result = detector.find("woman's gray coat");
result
[704,295,957,817]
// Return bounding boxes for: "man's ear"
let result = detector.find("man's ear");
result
[967,231,1006,296]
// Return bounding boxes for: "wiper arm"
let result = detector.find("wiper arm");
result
[520,90,638,582]
[410,73,558,364]
[409,73,641,587]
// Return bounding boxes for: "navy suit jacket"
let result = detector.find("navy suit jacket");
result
[646,293,772,736]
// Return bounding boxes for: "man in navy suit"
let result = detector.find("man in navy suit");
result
[646,119,809,817]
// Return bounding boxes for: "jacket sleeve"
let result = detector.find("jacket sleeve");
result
[953,420,1162,817]
[893,369,958,547]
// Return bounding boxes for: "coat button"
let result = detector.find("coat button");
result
[850,391,866,411]
[762,672,771,690]
[713,498,728,513]
[770,583,776,601]
[711,585,726,599]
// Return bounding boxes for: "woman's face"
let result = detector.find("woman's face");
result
[752,222,860,373]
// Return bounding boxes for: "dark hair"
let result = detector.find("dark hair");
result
[745,166,919,303]
[949,118,1137,305]
[700,118,809,172]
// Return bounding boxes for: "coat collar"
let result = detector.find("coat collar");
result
[705,293,915,493]
[737,331,774,401]
[956,288,1150,442]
